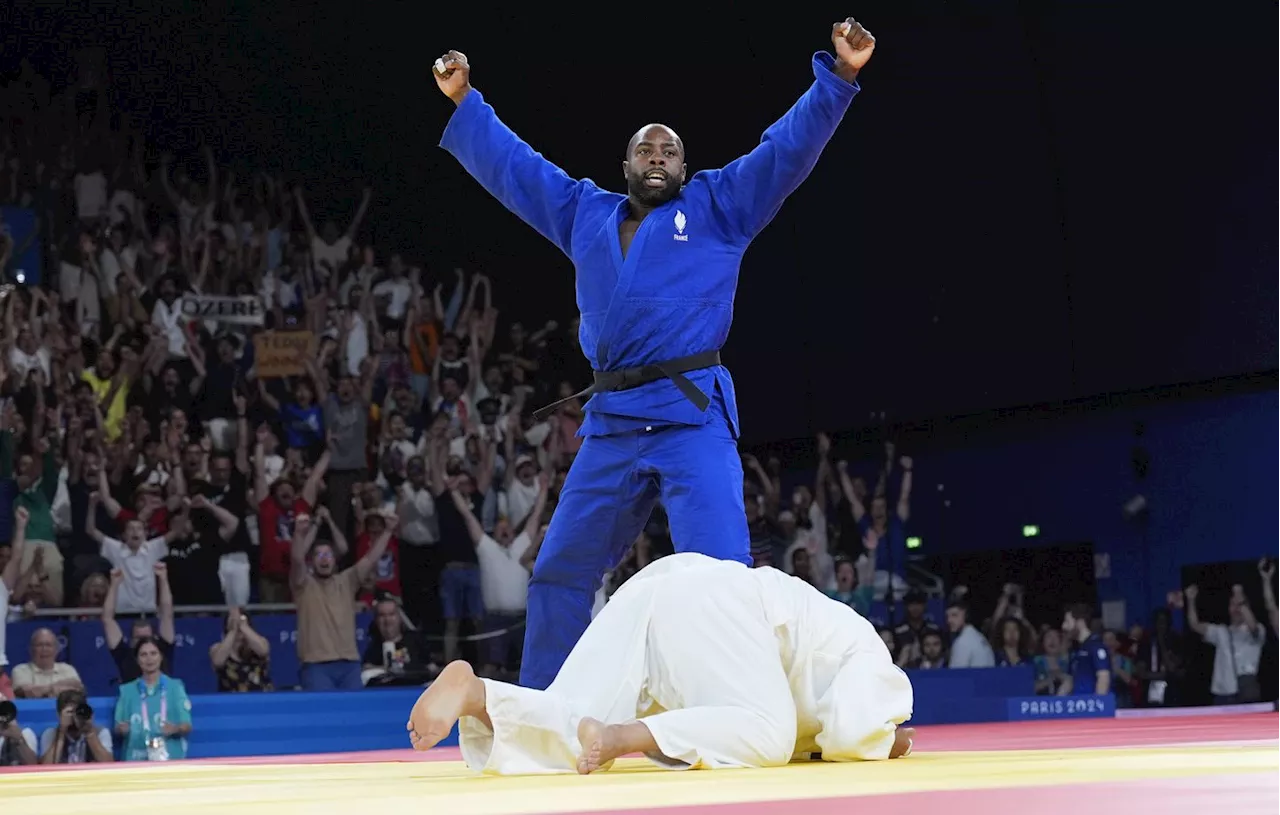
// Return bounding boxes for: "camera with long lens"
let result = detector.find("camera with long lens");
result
[0,700,16,727]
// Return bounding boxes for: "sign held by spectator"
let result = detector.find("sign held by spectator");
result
[254,331,315,377]
[182,295,265,326]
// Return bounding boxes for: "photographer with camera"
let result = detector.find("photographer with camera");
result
[38,689,114,764]
[0,699,39,765]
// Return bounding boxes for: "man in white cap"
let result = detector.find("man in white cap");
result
[407,552,914,774]
[502,453,541,531]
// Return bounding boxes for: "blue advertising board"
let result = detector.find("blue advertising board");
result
[1006,694,1113,721]
[6,613,375,695]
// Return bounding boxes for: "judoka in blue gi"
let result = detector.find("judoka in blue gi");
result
[432,18,877,690]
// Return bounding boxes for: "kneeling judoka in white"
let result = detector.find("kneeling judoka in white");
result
[407,553,915,774]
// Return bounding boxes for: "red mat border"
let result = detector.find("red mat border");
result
[557,773,1279,815]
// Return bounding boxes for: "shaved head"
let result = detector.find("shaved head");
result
[626,123,684,158]
[623,124,687,208]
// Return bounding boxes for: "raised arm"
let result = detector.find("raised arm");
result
[239,620,270,658]
[86,490,108,544]
[1260,559,1278,632]
[701,20,871,241]
[517,472,551,537]
[253,424,271,504]
[1183,585,1209,638]
[814,433,833,513]
[233,392,251,475]
[157,154,183,210]
[836,460,866,522]
[1233,584,1264,640]
[354,522,395,585]
[344,188,372,240]
[896,456,913,522]
[290,514,319,590]
[2,506,28,593]
[155,564,176,643]
[192,494,241,541]
[433,51,589,256]
[293,187,318,241]
[316,506,349,559]
[256,376,282,414]
[301,449,330,507]
[209,623,238,670]
[449,489,485,546]
[99,568,125,649]
[475,434,497,495]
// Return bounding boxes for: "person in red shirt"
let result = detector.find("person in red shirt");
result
[356,507,400,605]
[255,431,329,603]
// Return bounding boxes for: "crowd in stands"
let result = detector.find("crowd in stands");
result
[0,58,1275,765]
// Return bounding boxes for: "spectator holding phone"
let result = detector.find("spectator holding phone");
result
[210,607,273,692]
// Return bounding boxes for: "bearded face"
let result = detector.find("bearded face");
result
[623,124,686,207]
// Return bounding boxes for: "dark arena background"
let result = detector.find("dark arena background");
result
[0,2,1275,813]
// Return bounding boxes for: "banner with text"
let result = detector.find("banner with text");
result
[181,295,265,326]
[1006,695,1114,721]
[253,330,314,378]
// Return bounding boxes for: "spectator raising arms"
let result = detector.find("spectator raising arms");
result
[101,563,176,683]
[0,505,29,700]
[1183,584,1264,704]
[289,460,395,690]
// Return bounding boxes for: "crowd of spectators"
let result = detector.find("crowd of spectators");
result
[0,58,582,761]
[0,58,581,678]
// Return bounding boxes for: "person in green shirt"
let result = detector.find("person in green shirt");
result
[826,556,874,617]
[0,432,63,606]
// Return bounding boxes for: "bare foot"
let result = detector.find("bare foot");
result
[889,726,916,759]
[576,717,622,774]
[406,660,483,751]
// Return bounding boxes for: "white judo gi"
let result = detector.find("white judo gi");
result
[458,553,914,774]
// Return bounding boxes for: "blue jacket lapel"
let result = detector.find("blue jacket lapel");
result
[595,200,665,370]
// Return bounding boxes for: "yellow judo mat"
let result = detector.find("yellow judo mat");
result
[1,742,1276,815]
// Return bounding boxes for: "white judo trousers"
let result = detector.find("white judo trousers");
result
[458,553,914,775]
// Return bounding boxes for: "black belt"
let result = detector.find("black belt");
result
[531,350,721,421]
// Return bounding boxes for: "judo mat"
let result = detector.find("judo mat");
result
[2,713,1275,814]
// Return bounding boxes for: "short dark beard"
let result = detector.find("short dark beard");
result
[626,171,681,207]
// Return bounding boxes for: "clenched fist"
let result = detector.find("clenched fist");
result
[433,50,472,106]
[831,18,876,79]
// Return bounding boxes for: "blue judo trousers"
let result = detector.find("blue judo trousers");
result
[440,52,861,689]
